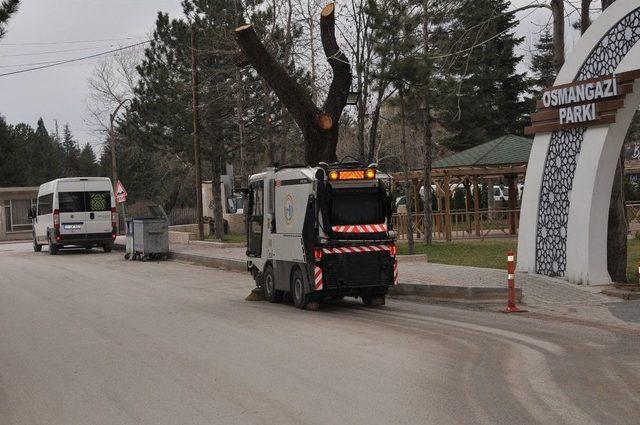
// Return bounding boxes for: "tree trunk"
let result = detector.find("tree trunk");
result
[368,83,386,164]
[234,69,246,185]
[262,81,276,166]
[211,155,225,240]
[608,154,628,282]
[602,0,626,283]
[235,3,351,165]
[601,0,615,9]
[421,0,433,245]
[399,85,414,254]
[581,0,592,33]
[421,99,433,245]
[551,0,565,73]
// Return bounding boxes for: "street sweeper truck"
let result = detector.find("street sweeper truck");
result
[245,160,398,310]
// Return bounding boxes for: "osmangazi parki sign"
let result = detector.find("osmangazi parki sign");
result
[525,69,640,135]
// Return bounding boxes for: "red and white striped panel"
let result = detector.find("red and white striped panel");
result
[322,245,391,255]
[314,266,323,291]
[331,224,387,233]
[393,260,399,285]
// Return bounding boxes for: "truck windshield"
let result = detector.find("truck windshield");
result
[329,188,385,225]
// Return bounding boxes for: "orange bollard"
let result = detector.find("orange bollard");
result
[504,251,527,313]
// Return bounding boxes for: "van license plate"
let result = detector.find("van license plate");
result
[64,224,82,230]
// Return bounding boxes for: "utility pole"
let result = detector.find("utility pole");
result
[191,21,204,241]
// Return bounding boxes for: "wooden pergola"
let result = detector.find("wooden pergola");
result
[392,135,532,241]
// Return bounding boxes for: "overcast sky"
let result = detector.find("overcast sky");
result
[0,0,584,153]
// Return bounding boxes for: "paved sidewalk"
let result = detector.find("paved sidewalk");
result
[115,237,634,328]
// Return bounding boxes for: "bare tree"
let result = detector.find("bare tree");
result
[86,50,140,134]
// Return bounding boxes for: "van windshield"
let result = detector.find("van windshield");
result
[59,192,111,213]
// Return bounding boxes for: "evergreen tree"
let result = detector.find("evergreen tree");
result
[439,0,533,151]
[61,124,81,177]
[0,0,19,39]
[0,114,23,185]
[78,144,99,176]
[530,29,556,93]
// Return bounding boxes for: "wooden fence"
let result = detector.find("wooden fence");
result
[393,208,521,240]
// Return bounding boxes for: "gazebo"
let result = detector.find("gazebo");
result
[392,134,533,241]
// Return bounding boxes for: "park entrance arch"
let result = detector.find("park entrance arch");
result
[518,0,640,284]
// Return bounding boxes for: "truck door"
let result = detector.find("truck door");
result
[247,180,264,257]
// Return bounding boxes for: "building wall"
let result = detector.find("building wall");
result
[0,189,39,241]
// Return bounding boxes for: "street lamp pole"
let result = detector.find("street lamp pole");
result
[109,98,130,191]
[109,98,131,233]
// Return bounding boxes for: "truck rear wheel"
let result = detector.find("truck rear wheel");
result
[264,265,283,303]
[291,267,318,310]
[362,295,385,307]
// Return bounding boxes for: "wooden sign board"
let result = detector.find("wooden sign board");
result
[524,69,640,135]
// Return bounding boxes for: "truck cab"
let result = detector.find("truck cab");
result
[246,162,397,310]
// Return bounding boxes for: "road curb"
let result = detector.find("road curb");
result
[390,283,522,303]
[601,288,640,300]
[115,242,520,302]
[169,252,247,273]
[397,254,428,263]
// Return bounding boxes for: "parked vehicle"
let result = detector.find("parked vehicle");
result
[246,161,398,309]
[30,177,117,254]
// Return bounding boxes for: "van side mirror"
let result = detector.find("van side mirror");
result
[28,207,36,219]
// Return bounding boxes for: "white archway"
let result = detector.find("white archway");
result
[518,0,640,285]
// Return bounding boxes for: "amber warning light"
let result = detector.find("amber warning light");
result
[328,168,376,181]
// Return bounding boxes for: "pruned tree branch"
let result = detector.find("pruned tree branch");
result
[235,2,352,164]
[235,23,318,140]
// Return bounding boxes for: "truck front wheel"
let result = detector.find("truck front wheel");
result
[264,265,283,303]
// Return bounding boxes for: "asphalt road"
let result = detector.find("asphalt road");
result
[1,242,639,425]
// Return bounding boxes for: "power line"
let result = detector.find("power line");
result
[0,36,140,46]
[0,40,150,77]
[0,59,60,68]
[0,44,127,57]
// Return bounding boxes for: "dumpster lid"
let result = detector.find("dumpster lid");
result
[130,205,168,220]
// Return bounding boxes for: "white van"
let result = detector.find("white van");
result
[30,177,117,254]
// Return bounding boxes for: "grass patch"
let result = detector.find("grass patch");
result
[400,238,640,282]
[627,239,639,284]
[398,239,517,270]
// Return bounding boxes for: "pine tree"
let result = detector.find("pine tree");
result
[0,115,23,185]
[78,144,99,176]
[530,29,556,93]
[61,124,81,177]
[0,0,20,39]
[440,0,533,151]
